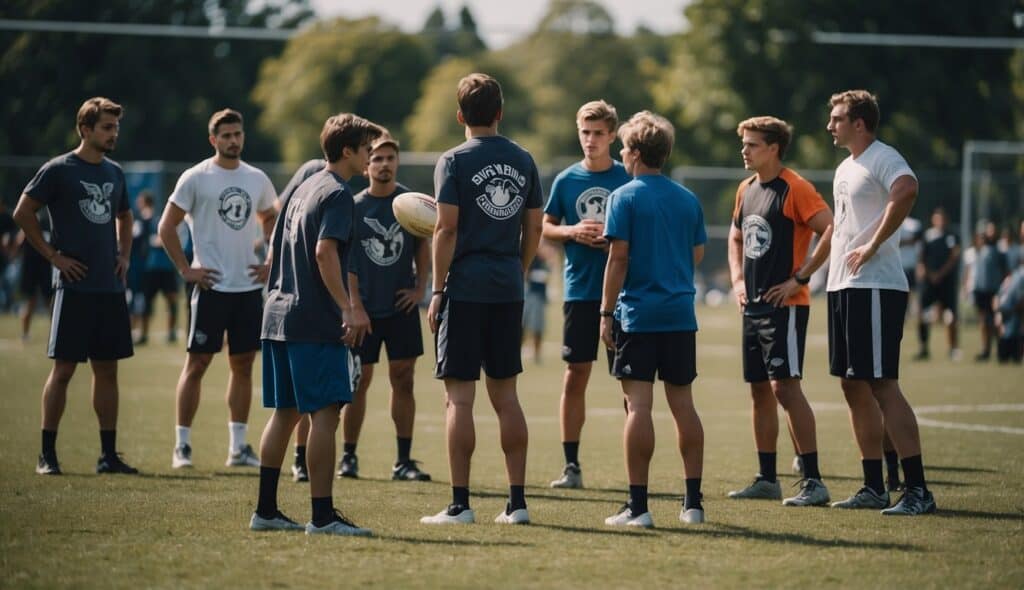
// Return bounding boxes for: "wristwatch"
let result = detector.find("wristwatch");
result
[599,310,614,318]
[793,272,810,285]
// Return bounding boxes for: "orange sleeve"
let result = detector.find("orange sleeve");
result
[781,170,828,224]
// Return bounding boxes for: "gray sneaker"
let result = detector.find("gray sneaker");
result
[550,463,583,489]
[250,511,304,531]
[728,477,782,500]
[226,444,259,467]
[831,486,889,509]
[782,478,831,506]
[881,486,936,516]
[306,510,372,536]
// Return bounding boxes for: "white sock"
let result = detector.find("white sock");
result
[229,422,248,453]
[176,426,191,448]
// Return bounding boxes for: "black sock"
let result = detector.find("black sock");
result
[311,496,334,527]
[509,485,526,511]
[256,466,281,518]
[343,442,357,456]
[862,459,885,495]
[452,486,470,508]
[800,452,821,480]
[100,430,116,456]
[757,451,777,482]
[684,478,703,510]
[918,323,929,350]
[900,455,927,491]
[629,484,648,515]
[294,445,306,468]
[563,441,580,466]
[396,437,412,464]
[884,450,900,483]
[41,430,57,457]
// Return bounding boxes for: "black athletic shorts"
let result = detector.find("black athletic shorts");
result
[742,305,809,383]
[434,296,523,381]
[611,323,697,386]
[19,252,53,299]
[919,278,957,316]
[143,270,179,303]
[186,288,262,354]
[562,300,615,370]
[48,289,133,362]
[972,290,996,314]
[828,288,907,380]
[355,307,424,365]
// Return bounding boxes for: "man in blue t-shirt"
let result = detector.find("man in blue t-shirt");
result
[14,97,139,476]
[600,111,707,528]
[542,100,632,489]
[135,191,181,346]
[250,113,383,536]
[420,73,543,526]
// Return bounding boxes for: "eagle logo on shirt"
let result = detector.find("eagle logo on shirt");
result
[742,215,772,259]
[575,187,609,222]
[472,164,526,220]
[361,217,404,267]
[78,181,114,224]
[217,186,252,231]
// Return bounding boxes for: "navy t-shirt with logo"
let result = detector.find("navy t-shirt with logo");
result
[351,183,420,318]
[434,135,544,303]
[23,151,129,293]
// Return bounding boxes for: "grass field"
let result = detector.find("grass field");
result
[0,300,1022,589]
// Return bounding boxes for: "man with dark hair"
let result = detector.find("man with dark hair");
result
[137,191,181,345]
[600,111,707,527]
[727,115,833,507]
[915,207,961,361]
[421,73,543,525]
[250,113,381,536]
[159,108,278,470]
[14,96,138,475]
[826,89,935,515]
[542,100,631,489]
[970,221,1009,361]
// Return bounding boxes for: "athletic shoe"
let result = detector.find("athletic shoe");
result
[727,477,782,500]
[250,510,304,531]
[306,510,372,536]
[604,503,653,528]
[338,453,359,479]
[494,503,530,524]
[679,507,705,524]
[226,444,260,467]
[831,486,889,509]
[291,462,309,483]
[881,486,936,516]
[550,463,583,489]
[949,348,963,362]
[792,455,804,475]
[96,453,139,474]
[782,478,831,506]
[887,477,905,493]
[36,454,61,475]
[420,504,475,525]
[172,444,193,469]
[392,459,431,481]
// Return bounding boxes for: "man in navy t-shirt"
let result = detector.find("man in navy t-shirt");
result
[420,73,543,526]
[600,111,707,527]
[542,100,632,489]
[14,97,139,476]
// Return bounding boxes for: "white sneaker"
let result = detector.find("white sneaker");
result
[306,511,372,537]
[679,507,705,524]
[550,463,583,489]
[494,505,530,524]
[226,443,260,467]
[420,504,475,525]
[604,504,654,528]
[250,511,304,532]
[727,477,782,499]
[172,444,193,469]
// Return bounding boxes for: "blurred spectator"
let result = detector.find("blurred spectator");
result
[0,203,18,311]
[136,192,180,345]
[522,240,556,364]
[899,215,923,315]
[17,210,54,341]
[916,207,961,361]
[994,265,1024,364]
[969,221,1009,361]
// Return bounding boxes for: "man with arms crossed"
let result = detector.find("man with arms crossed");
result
[159,109,277,469]
[542,100,631,489]
[826,90,935,515]
[727,116,833,506]
[250,113,381,535]
[421,73,543,525]
[600,111,706,527]
[15,97,138,475]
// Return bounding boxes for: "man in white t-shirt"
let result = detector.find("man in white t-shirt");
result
[158,109,278,469]
[824,90,935,516]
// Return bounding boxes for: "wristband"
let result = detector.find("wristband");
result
[793,273,810,285]
[599,310,614,318]
[432,290,444,296]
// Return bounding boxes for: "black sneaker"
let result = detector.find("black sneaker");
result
[36,454,62,475]
[392,459,431,481]
[337,453,358,478]
[96,453,139,474]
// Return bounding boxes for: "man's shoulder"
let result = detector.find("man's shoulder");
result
[237,160,273,182]
[780,168,816,192]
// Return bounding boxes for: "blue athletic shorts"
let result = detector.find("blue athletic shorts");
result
[262,340,354,413]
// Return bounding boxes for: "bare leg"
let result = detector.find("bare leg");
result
[772,378,817,454]
[389,359,416,439]
[750,381,778,452]
[308,404,342,499]
[175,353,213,427]
[664,382,703,479]
[560,362,592,445]
[41,360,78,430]
[259,408,301,470]
[90,360,119,430]
[486,376,528,486]
[295,415,310,447]
[444,379,476,487]
[621,379,655,485]
[226,351,256,423]
[841,378,883,460]
[342,363,373,445]
[870,379,921,458]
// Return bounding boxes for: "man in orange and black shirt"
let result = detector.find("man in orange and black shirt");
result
[727,116,834,507]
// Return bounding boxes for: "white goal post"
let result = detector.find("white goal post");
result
[960,140,1024,249]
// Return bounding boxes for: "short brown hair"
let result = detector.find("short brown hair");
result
[77,97,122,137]
[457,73,503,127]
[829,90,880,133]
[736,116,794,159]
[618,111,674,169]
[577,100,618,131]
[208,108,243,136]
[320,113,384,163]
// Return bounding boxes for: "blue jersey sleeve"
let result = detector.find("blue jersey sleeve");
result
[434,154,459,207]
[319,189,353,246]
[604,189,631,242]
[544,174,566,219]
[23,161,59,205]
[694,200,707,246]
[525,160,543,209]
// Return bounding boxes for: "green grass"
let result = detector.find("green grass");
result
[0,300,1022,589]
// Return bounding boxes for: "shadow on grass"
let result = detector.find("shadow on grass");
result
[930,508,1024,521]
[211,471,259,478]
[137,473,212,481]
[924,465,999,474]
[823,474,971,487]
[472,489,617,505]
[530,523,650,537]
[654,522,922,551]
[380,535,532,547]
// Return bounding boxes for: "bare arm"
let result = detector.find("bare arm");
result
[247,206,278,284]
[763,208,834,306]
[542,213,606,248]
[257,206,277,242]
[694,244,705,266]
[727,224,746,310]
[520,207,543,273]
[396,236,430,313]
[158,202,220,289]
[346,270,372,336]
[13,194,87,282]
[315,238,367,347]
[114,208,133,282]
[427,202,459,333]
[599,238,630,350]
[846,175,917,275]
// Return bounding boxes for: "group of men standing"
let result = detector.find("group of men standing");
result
[16,79,936,537]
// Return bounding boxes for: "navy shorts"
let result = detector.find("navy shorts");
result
[262,340,355,414]
[435,296,523,381]
[612,324,697,386]
[742,305,809,383]
[354,307,424,365]
[187,288,262,354]
[828,288,907,380]
[48,289,133,362]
